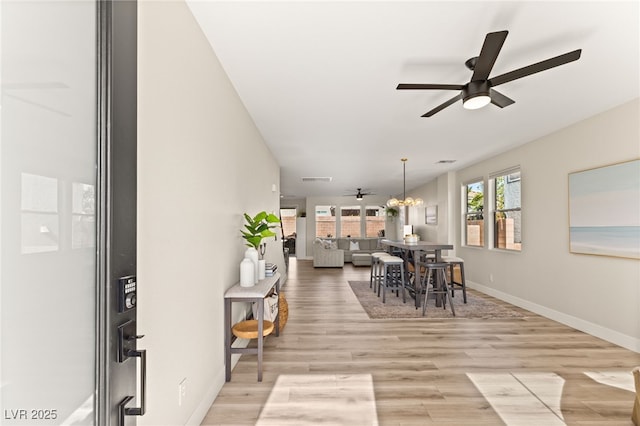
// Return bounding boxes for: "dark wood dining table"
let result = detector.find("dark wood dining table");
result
[381,239,454,308]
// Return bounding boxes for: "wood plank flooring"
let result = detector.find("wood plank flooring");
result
[202,259,640,425]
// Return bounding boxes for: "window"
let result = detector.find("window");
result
[280,208,297,238]
[315,205,336,238]
[464,180,484,247]
[340,205,361,237]
[365,206,385,237]
[493,169,522,251]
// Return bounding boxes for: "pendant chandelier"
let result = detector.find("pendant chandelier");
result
[386,158,424,208]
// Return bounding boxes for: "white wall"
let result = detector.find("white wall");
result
[404,173,454,246]
[138,1,284,424]
[453,99,640,351]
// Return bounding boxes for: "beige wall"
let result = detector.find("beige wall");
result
[138,1,283,424]
[452,99,639,351]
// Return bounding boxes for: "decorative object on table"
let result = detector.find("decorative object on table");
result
[386,158,424,207]
[426,205,438,225]
[244,247,259,284]
[241,211,281,281]
[240,258,255,287]
[258,259,266,280]
[241,211,281,250]
[265,263,278,277]
[404,234,418,243]
[568,159,640,260]
[278,292,288,332]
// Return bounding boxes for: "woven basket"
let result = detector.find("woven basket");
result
[278,292,288,332]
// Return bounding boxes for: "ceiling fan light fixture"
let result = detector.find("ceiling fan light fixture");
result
[463,94,491,110]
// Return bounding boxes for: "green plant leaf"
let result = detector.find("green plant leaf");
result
[266,213,280,223]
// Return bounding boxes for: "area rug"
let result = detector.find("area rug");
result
[348,280,526,319]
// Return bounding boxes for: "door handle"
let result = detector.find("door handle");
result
[118,348,146,424]
[117,320,146,425]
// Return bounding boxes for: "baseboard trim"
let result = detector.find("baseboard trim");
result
[468,280,640,353]
[185,347,247,425]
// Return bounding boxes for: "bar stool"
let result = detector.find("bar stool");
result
[421,262,455,316]
[369,252,391,292]
[443,256,467,303]
[379,256,407,304]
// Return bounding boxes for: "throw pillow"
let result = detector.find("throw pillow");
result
[322,240,332,249]
[330,241,338,249]
[349,241,360,251]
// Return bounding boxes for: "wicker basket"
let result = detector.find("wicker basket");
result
[278,292,288,332]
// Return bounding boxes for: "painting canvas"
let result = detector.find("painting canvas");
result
[568,159,640,259]
[426,205,438,225]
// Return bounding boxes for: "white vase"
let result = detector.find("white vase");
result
[244,247,259,283]
[240,258,254,287]
[258,259,266,280]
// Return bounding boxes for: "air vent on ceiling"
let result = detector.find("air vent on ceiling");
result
[436,160,456,164]
[301,177,333,182]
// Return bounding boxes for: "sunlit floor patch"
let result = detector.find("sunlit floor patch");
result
[256,374,378,425]
[584,371,635,392]
[512,373,566,420]
[467,373,566,425]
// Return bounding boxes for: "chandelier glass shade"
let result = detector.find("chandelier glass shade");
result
[386,158,424,208]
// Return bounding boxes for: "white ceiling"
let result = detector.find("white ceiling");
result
[187,1,639,200]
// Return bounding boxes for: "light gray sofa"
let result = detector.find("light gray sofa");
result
[313,237,382,267]
[334,237,383,262]
[313,239,344,267]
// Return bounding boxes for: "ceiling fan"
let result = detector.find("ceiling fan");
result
[397,30,582,117]
[345,188,374,200]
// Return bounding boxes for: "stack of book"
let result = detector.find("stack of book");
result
[265,263,278,277]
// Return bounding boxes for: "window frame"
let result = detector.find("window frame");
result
[490,167,522,251]
[462,179,485,247]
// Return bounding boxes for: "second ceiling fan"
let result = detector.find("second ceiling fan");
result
[397,30,582,117]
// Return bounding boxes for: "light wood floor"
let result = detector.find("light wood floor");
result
[202,259,640,425]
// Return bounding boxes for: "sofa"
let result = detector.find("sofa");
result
[313,237,383,267]
[335,237,383,262]
[313,239,344,267]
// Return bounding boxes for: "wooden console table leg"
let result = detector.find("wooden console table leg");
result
[224,298,232,382]
[257,297,264,382]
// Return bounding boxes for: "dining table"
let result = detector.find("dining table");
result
[380,239,454,308]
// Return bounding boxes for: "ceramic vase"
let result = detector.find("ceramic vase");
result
[258,259,266,280]
[240,258,254,287]
[244,247,259,283]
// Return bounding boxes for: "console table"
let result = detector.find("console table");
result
[224,272,280,382]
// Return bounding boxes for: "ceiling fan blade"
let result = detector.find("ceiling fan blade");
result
[422,93,463,117]
[489,49,582,87]
[490,89,515,108]
[471,30,509,81]
[397,83,464,90]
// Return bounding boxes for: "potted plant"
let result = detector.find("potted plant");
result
[241,211,281,253]
[240,211,281,284]
[386,207,399,218]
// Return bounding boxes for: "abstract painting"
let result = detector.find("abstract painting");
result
[568,159,640,259]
